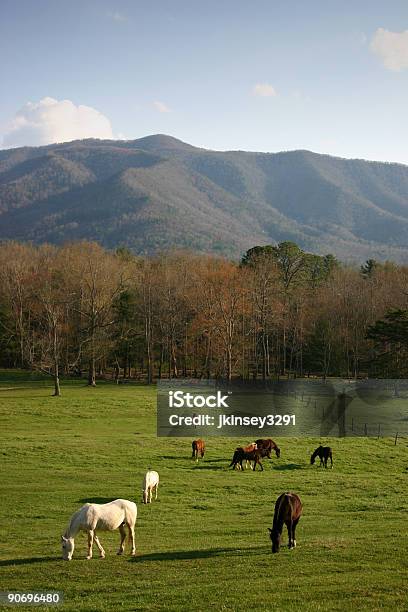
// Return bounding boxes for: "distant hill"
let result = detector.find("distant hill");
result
[1,134,408,262]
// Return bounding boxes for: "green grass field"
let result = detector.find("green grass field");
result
[0,372,407,611]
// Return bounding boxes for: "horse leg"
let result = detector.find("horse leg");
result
[288,521,293,549]
[155,483,158,500]
[87,530,94,559]
[94,534,105,558]
[292,518,299,548]
[117,524,126,555]
[259,460,263,472]
[330,454,333,469]
[128,524,136,556]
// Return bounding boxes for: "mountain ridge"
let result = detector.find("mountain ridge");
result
[1,135,408,262]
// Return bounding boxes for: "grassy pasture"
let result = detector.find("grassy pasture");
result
[0,372,407,611]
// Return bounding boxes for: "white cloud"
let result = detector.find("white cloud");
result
[370,28,408,71]
[252,83,277,97]
[106,11,127,22]
[2,97,114,148]
[153,100,171,113]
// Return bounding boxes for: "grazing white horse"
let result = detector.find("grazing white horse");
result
[142,470,159,504]
[61,499,137,561]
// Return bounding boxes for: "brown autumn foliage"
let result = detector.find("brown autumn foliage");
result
[1,241,408,392]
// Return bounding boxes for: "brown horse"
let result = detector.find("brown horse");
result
[240,442,257,469]
[229,447,265,471]
[311,446,333,468]
[191,439,205,462]
[268,492,302,553]
[256,438,281,458]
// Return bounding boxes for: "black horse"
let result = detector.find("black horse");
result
[268,492,302,553]
[310,445,333,468]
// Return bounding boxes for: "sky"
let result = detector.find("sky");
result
[1,0,408,163]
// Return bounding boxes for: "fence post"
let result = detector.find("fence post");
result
[377,423,381,439]
[394,432,398,446]
[364,423,367,436]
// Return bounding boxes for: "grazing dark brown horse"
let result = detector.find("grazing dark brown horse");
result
[255,438,281,458]
[310,445,333,468]
[268,492,302,553]
[192,439,205,462]
[229,447,265,471]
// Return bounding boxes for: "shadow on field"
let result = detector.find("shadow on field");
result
[161,457,227,465]
[77,497,121,504]
[272,463,304,471]
[0,556,59,567]
[131,546,259,562]
[0,393,52,399]
[161,455,183,460]
[193,464,226,470]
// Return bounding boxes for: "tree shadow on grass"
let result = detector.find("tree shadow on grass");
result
[193,464,226,470]
[272,463,304,471]
[0,556,59,567]
[77,497,121,504]
[130,546,259,562]
[160,457,227,465]
[0,394,52,399]
[161,455,185,460]
[159,455,229,466]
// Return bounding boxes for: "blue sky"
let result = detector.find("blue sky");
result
[1,0,408,163]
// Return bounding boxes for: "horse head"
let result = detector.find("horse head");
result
[61,535,75,560]
[268,527,281,553]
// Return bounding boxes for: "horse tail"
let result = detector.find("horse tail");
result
[229,450,239,467]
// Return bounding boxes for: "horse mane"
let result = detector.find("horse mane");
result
[311,446,322,458]
[65,507,84,538]
[273,493,288,530]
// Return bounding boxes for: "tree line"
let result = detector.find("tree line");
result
[0,240,407,395]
